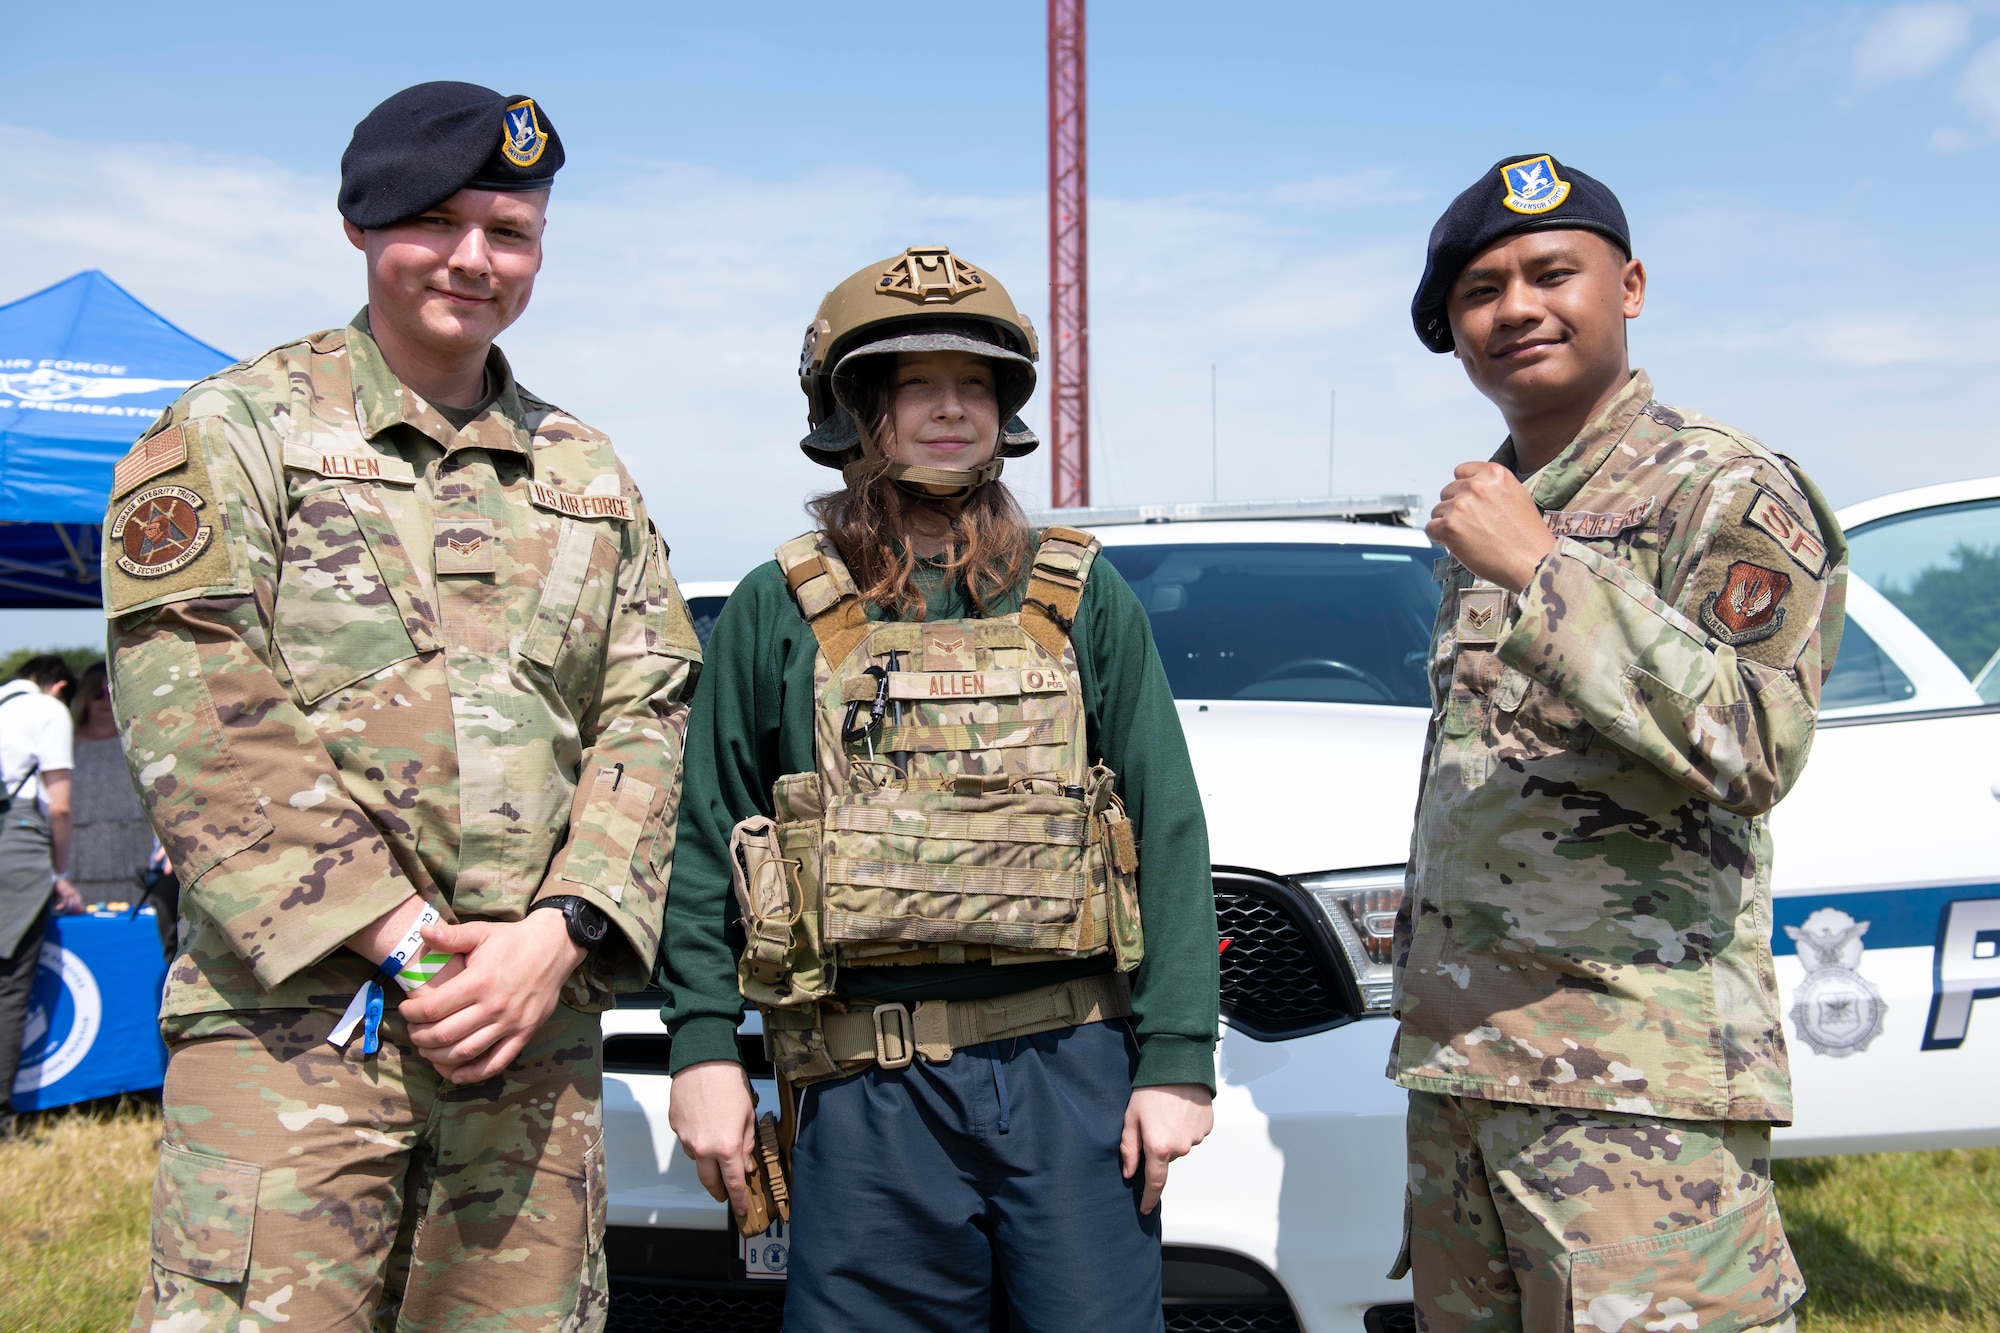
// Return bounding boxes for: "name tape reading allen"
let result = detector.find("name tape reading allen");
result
[883,668,1066,701]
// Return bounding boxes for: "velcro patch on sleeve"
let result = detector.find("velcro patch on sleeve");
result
[1683,471,1828,670]
[104,419,246,617]
[1741,487,1829,577]
[111,424,187,499]
[526,479,634,522]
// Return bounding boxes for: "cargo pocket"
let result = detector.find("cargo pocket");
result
[110,634,274,887]
[557,764,659,905]
[152,1141,261,1284]
[1568,1185,1803,1333]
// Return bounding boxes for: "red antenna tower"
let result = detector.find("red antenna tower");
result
[1048,0,1088,509]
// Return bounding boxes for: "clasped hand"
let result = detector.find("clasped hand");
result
[397,910,586,1083]
[1424,462,1556,595]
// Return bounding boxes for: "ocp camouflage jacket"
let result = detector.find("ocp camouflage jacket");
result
[103,312,700,1026]
[1389,370,1847,1123]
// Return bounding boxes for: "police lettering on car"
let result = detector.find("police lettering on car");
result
[1391,154,1850,1333]
[113,81,699,1330]
[659,248,1220,1331]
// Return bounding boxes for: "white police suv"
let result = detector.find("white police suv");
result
[600,480,2000,1333]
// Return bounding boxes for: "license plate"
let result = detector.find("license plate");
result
[740,1219,789,1280]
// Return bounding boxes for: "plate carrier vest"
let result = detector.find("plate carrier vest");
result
[728,526,1144,1088]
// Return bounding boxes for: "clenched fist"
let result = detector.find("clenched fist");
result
[1425,463,1556,594]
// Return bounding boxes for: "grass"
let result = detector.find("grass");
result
[1778,1149,2000,1332]
[1,1103,1994,1331]
[0,1097,156,1333]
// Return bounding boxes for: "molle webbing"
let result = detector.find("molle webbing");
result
[777,536,872,668]
[1020,525,1095,656]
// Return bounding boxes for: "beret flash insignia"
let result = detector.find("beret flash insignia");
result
[1499,154,1571,216]
[501,98,548,168]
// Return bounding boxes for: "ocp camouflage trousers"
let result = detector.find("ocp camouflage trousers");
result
[131,1005,608,1333]
[1399,1091,1805,1333]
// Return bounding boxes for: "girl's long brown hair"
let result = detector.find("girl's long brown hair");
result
[807,365,1034,621]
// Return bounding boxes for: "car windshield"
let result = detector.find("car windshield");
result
[1098,541,1440,706]
[1842,497,2000,703]
[687,596,728,649]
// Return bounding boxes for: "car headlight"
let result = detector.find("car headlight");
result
[1293,867,1404,1013]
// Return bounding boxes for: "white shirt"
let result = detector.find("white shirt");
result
[0,679,74,817]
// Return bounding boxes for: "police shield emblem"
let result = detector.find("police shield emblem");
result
[1784,907,1886,1057]
[501,98,548,168]
[1499,155,1571,216]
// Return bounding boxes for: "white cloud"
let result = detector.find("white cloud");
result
[1854,2,1973,87]
[1,124,1995,592]
[1956,35,2000,129]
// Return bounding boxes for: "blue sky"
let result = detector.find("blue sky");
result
[4,1,1999,649]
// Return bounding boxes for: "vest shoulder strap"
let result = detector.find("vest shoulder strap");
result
[1020,525,1101,657]
[775,533,873,668]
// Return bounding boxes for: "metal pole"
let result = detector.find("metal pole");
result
[1048,0,1089,509]
[1210,363,1218,502]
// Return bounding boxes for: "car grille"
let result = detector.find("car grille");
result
[1214,869,1359,1039]
[1365,1304,1418,1333]
[609,1280,783,1332]
[1164,1306,1301,1332]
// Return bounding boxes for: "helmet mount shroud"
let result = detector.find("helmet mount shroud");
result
[799,246,1040,498]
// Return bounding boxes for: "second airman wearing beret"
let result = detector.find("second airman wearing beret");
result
[1389,153,1848,1333]
[116,80,697,1330]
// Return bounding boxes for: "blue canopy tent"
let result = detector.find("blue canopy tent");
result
[0,271,234,608]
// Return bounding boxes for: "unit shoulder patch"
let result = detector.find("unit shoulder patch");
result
[112,425,188,499]
[103,420,244,617]
[111,485,212,578]
[1700,561,1791,646]
[1741,486,1829,577]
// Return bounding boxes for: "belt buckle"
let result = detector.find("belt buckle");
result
[871,1002,914,1069]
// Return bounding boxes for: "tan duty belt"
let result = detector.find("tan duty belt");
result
[816,972,1132,1070]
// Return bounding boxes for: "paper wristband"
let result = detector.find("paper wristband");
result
[383,904,449,992]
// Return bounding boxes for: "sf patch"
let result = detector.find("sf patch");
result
[1742,487,1830,577]
[111,485,212,579]
[1499,154,1570,215]
[1701,561,1791,646]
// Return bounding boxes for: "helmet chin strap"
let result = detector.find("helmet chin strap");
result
[843,427,1005,498]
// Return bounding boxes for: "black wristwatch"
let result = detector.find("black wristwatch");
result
[533,895,610,952]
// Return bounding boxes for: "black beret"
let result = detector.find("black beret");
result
[339,81,565,230]
[1410,154,1630,353]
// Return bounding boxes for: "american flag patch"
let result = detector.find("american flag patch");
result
[112,425,187,499]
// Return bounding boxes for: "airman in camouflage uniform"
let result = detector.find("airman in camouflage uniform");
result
[1389,155,1846,1332]
[111,84,698,1331]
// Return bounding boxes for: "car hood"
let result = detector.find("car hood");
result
[1174,700,1429,876]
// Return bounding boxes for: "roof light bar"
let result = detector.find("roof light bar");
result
[1033,495,1421,528]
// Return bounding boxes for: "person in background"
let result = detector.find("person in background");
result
[0,655,84,1137]
[66,661,158,909]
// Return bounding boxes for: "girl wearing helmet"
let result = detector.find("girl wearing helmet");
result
[660,247,1218,1332]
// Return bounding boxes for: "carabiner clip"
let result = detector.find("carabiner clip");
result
[841,665,890,745]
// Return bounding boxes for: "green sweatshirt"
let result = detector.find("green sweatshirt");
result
[659,540,1220,1091]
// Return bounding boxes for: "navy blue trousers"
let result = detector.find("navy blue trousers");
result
[781,1018,1165,1333]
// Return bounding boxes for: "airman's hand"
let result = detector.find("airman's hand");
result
[671,1060,758,1220]
[1122,1083,1214,1215]
[1425,462,1556,594]
[399,911,584,1083]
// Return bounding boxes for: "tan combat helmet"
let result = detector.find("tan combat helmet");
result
[798,245,1039,495]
